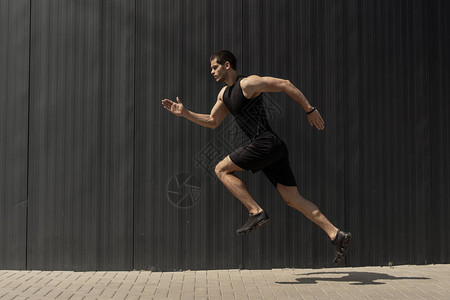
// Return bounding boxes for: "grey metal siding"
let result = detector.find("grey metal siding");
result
[345,0,432,267]
[0,0,29,269]
[0,0,448,271]
[27,0,135,270]
[430,0,450,264]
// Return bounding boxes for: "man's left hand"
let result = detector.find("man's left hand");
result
[307,110,325,130]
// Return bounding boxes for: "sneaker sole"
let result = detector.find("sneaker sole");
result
[333,232,352,264]
[236,218,270,236]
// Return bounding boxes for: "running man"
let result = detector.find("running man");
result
[161,50,351,264]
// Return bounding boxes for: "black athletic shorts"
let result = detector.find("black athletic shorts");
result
[229,131,297,187]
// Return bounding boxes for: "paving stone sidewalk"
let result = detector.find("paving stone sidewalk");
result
[0,264,449,299]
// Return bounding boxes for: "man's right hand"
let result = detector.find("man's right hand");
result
[161,97,186,117]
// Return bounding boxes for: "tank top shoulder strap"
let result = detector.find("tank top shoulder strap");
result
[224,75,246,99]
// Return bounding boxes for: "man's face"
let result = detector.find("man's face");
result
[210,59,227,82]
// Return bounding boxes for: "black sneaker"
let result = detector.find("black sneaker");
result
[332,230,352,264]
[236,211,270,235]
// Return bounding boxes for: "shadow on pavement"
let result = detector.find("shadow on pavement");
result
[276,271,430,285]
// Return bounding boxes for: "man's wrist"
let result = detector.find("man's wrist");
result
[181,109,189,118]
[305,106,315,113]
[306,107,316,115]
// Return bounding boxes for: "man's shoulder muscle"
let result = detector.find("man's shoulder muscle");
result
[240,75,261,87]
[240,75,263,99]
[242,75,288,96]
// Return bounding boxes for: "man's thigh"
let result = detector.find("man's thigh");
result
[262,157,297,187]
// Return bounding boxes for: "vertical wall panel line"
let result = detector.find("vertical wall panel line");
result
[132,0,136,270]
[26,0,32,270]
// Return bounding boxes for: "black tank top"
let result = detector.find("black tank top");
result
[222,76,272,140]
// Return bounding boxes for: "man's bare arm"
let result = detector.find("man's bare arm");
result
[161,87,228,129]
[241,75,313,112]
[183,100,228,129]
[241,75,325,130]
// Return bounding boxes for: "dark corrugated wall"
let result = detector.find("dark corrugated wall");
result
[0,0,449,270]
[27,0,135,270]
[344,0,432,267]
[0,0,29,269]
[430,0,450,264]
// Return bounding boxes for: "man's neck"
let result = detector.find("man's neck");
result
[225,71,239,86]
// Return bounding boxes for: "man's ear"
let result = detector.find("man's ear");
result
[224,61,231,70]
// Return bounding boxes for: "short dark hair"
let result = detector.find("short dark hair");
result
[210,50,237,70]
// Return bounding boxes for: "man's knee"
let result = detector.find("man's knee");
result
[215,156,243,179]
[215,161,227,179]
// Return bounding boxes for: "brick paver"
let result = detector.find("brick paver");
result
[0,265,449,299]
